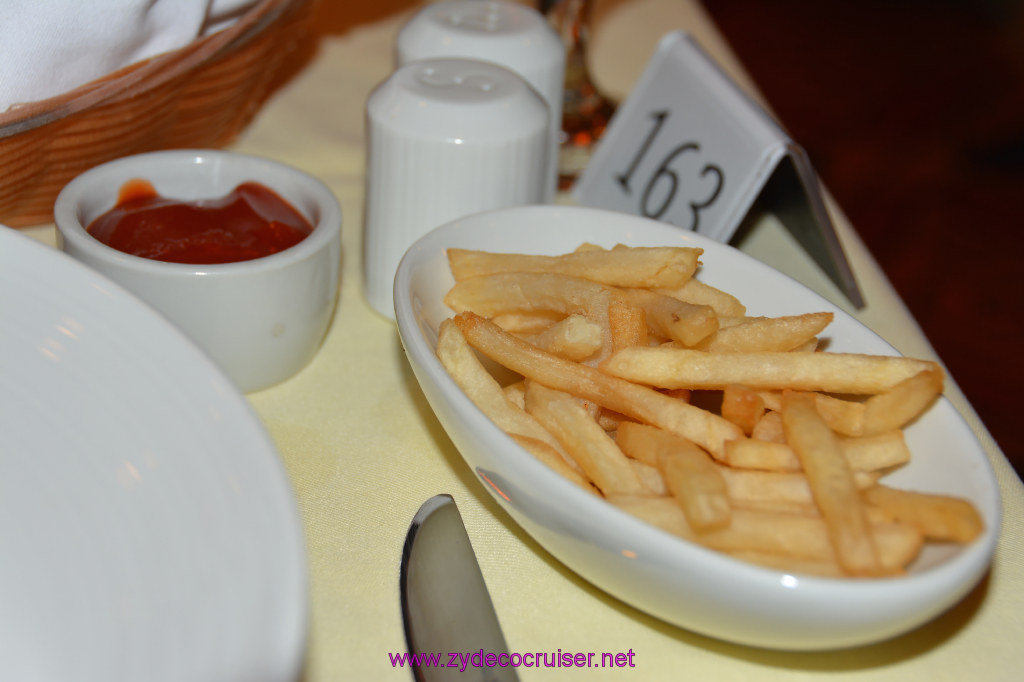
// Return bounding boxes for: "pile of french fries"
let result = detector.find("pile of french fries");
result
[436,244,983,578]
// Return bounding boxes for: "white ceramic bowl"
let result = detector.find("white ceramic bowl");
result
[393,205,1001,651]
[54,149,342,393]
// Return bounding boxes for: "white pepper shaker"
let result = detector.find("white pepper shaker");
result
[363,57,549,319]
[396,0,564,201]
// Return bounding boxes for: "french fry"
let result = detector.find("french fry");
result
[608,298,648,352]
[723,430,911,473]
[602,346,940,394]
[617,287,719,347]
[661,450,732,531]
[437,319,572,465]
[445,272,617,362]
[447,245,702,288]
[861,368,944,436]
[616,422,731,531]
[754,390,783,411]
[597,408,628,431]
[523,313,602,362]
[613,422,658,467]
[721,384,765,435]
[716,316,750,329]
[695,313,833,353]
[719,467,879,508]
[445,271,606,318]
[608,495,921,574]
[722,438,797,470]
[730,499,822,517]
[654,277,747,317]
[782,391,882,576]
[492,310,564,334]
[524,381,649,495]
[664,388,692,403]
[813,393,867,436]
[502,380,526,409]
[841,430,912,471]
[757,390,868,436]
[751,410,785,443]
[863,484,984,543]
[790,338,821,353]
[509,434,600,496]
[629,459,667,496]
[453,312,743,459]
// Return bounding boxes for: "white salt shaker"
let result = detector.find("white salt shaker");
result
[363,57,549,319]
[396,0,564,201]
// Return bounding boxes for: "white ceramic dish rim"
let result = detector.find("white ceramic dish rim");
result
[393,204,1002,650]
[53,148,341,277]
[0,226,309,679]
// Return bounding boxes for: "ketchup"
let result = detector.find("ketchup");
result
[87,179,314,264]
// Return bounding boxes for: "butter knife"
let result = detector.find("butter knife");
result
[400,494,519,682]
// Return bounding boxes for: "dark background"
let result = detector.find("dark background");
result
[703,0,1024,477]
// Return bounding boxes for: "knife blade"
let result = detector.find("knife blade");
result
[400,494,519,682]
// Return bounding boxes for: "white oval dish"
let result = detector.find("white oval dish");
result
[393,204,1001,651]
[0,227,308,680]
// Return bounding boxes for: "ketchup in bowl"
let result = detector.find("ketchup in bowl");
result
[87,180,314,264]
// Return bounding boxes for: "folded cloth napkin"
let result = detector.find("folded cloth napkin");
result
[0,0,258,112]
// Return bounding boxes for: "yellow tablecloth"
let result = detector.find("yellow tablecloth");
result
[22,1,1024,679]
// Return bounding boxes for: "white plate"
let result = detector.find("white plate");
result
[0,227,308,680]
[394,205,1001,650]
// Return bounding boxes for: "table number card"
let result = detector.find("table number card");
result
[574,32,863,308]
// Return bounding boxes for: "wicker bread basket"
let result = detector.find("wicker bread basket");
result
[0,0,317,227]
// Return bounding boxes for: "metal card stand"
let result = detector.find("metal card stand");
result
[759,145,863,308]
[573,31,863,308]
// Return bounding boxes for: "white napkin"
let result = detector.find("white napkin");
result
[0,0,259,112]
